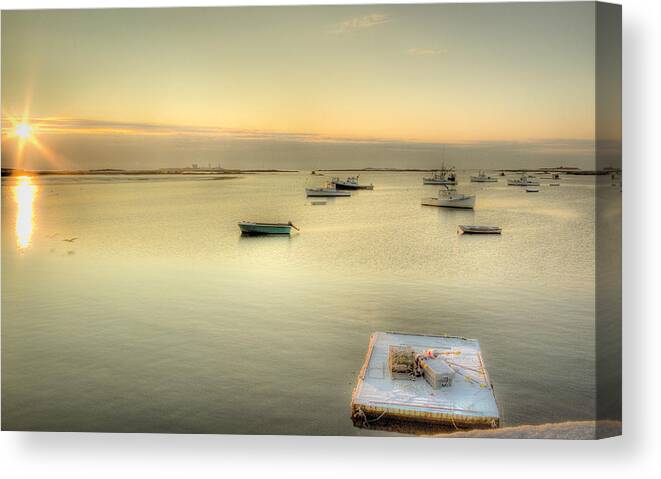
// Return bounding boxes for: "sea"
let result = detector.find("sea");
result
[1,171,621,435]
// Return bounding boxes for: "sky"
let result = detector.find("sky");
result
[1,3,618,170]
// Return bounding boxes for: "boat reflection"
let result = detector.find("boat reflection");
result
[14,176,38,249]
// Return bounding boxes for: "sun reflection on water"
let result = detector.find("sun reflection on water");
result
[14,176,38,249]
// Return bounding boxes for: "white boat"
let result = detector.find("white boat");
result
[306,188,351,197]
[421,185,475,209]
[470,170,498,183]
[423,164,457,185]
[305,183,351,197]
[507,174,540,186]
[526,187,539,193]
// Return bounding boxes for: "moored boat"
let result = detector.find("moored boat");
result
[331,176,374,190]
[526,186,539,192]
[470,170,498,183]
[458,225,502,234]
[507,174,540,186]
[423,164,457,185]
[305,182,351,197]
[238,221,299,236]
[422,185,475,209]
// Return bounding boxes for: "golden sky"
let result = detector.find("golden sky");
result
[1,4,611,170]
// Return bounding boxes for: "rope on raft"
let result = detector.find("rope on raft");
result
[355,408,387,428]
[450,412,460,431]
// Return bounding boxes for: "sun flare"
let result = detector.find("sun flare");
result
[15,123,33,139]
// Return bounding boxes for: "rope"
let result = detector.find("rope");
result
[442,360,487,387]
[450,412,460,431]
[355,408,387,428]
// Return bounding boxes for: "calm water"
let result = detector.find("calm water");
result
[1,171,620,435]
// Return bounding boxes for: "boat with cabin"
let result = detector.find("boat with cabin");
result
[421,185,475,209]
[507,174,540,186]
[423,164,457,185]
[306,183,352,197]
[331,176,374,190]
[470,170,498,183]
[238,221,299,236]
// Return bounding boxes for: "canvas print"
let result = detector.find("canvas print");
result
[1,2,621,438]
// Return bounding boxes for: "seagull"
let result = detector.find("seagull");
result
[62,237,78,243]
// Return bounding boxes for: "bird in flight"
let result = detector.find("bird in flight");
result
[62,237,78,243]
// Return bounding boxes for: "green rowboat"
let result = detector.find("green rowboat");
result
[238,221,299,236]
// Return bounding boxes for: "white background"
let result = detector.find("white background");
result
[0,0,658,477]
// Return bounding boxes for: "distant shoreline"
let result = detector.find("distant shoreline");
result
[1,168,298,177]
[318,166,616,175]
[2,166,619,177]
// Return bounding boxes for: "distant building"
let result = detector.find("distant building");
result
[192,163,199,169]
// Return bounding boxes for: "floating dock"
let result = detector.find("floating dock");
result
[351,332,500,430]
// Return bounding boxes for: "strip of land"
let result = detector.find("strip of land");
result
[1,167,297,177]
[2,166,620,177]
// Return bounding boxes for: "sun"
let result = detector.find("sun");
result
[15,123,33,139]
[4,114,61,169]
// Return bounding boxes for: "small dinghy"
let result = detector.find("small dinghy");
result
[458,225,502,235]
[238,221,299,236]
[421,185,475,209]
[525,187,539,193]
[549,183,560,186]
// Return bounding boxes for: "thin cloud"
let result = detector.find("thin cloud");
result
[407,48,447,56]
[0,117,319,142]
[0,117,597,156]
[332,13,389,34]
